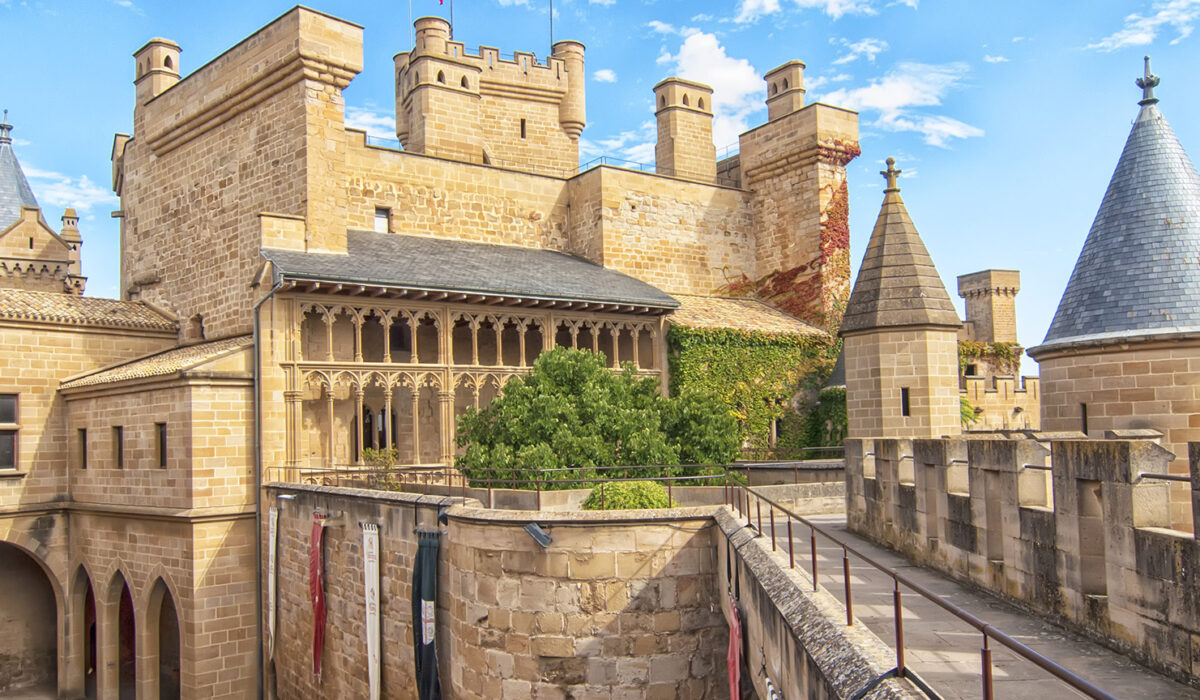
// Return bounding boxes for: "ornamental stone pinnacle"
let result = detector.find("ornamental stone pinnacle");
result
[881,156,901,192]
[1137,55,1159,106]
[0,110,11,144]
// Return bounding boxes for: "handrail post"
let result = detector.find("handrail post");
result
[746,489,752,528]
[787,518,794,569]
[843,547,853,626]
[981,633,994,700]
[770,507,777,551]
[536,469,542,511]
[810,526,818,592]
[756,498,762,533]
[667,476,673,507]
[894,579,905,677]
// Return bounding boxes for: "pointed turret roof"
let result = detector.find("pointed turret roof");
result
[0,112,40,229]
[840,158,960,335]
[1037,58,1200,351]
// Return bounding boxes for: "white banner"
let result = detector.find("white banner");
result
[267,506,279,661]
[363,523,381,700]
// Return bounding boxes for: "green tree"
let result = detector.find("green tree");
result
[455,348,739,488]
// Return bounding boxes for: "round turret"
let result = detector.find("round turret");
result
[414,17,450,55]
[552,40,586,140]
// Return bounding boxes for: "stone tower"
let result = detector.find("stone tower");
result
[958,269,1019,344]
[654,78,716,183]
[840,158,962,438]
[393,17,585,177]
[1030,58,1200,477]
[133,38,181,108]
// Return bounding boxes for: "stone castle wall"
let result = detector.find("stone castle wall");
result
[845,435,1200,685]
[844,327,961,439]
[961,375,1039,431]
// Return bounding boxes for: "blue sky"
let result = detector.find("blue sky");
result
[3,0,1199,363]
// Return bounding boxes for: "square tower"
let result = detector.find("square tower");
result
[654,78,716,183]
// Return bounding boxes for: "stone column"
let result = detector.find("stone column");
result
[383,385,394,453]
[411,388,421,464]
[440,390,455,465]
[326,388,336,468]
[352,386,364,465]
[382,313,394,363]
[284,390,304,474]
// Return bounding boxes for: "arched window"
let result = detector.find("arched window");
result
[698,97,705,110]
[771,83,778,96]
[164,55,174,70]
[782,78,789,90]
[682,94,690,107]
[659,95,666,108]
[436,70,446,84]
[460,76,469,89]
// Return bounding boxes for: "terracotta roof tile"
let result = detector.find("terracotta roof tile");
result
[0,288,177,331]
[61,335,252,389]
[670,294,827,337]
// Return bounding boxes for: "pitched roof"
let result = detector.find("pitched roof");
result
[262,231,679,310]
[0,288,177,330]
[61,335,252,389]
[1037,93,1200,350]
[669,294,827,337]
[0,117,40,229]
[839,159,960,335]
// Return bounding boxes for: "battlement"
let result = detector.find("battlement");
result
[393,17,584,177]
[960,374,1039,430]
[958,269,1020,343]
[846,435,1200,684]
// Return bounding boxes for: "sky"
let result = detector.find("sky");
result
[2,0,1200,366]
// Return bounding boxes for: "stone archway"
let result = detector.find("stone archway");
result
[69,566,98,699]
[0,541,58,695]
[146,579,180,700]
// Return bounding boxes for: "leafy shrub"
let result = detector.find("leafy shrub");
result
[456,348,739,488]
[581,480,671,510]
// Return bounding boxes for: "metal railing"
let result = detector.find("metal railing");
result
[739,444,845,462]
[730,484,1120,700]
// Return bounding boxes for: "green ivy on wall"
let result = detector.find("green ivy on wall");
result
[667,324,839,456]
[959,341,1022,376]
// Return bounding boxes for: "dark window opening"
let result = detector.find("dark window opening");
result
[155,423,167,469]
[520,118,527,139]
[901,387,911,417]
[964,364,978,376]
[113,426,124,469]
[0,394,16,424]
[0,430,14,470]
[79,429,88,470]
[1080,403,1089,436]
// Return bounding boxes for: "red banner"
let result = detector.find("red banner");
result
[310,515,327,680]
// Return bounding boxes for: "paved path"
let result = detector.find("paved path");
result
[758,512,1199,700]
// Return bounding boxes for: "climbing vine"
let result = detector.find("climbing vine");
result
[667,325,837,456]
[959,341,1022,376]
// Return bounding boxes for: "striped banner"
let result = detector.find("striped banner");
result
[363,523,381,700]
[267,506,279,661]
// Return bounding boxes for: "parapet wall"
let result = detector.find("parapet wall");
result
[845,436,1200,685]
[961,375,1039,431]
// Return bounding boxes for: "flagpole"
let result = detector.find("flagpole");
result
[549,0,554,49]
[450,0,454,39]
[409,0,413,49]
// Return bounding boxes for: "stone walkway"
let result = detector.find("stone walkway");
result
[762,513,1200,700]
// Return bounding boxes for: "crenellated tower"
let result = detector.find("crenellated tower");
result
[393,17,585,177]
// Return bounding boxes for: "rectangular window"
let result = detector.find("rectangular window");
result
[79,429,88,470]
[113,426,124,469]
[373,207,390,233]
[1080,403,1089,436]
[156,423,168,468]
[900,387,911,417]
[0,394,16,470]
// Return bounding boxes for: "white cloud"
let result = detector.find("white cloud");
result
[593,69,617,83]
[588,0,615,5]
[832,37,888,64]
[735,0,781,23]
[692,13,714,21]
[1012,36,1027,42]
[584,119,657,164]
[983,54,1009,63]
[113,0,142,12]
[24,166,118,213]
[804,73,852,90]
[661,32,764,146]
[1086,0,1200,51]
[794,0,877,19]
[647,19,677,34]
[891,0,918,7]
[497,0,531,6]
[820,62,982,147]
[345,106,396,140]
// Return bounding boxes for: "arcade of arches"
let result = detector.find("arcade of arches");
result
[275,298,667,469]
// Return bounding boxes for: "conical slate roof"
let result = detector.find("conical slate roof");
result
[840,158,960,335]
[0,114,40,229]
[1039,63,1200,349]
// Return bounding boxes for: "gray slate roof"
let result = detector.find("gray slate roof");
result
[1038,102,1200,349]
[262,231,679,309]
[0,120,40,229]
[840,182,960,335]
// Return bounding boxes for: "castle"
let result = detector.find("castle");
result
[0,6,860,698]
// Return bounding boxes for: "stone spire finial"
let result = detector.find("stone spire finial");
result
[1137,55,1160,106]
[881,157,901,192]
[0,110,11,145]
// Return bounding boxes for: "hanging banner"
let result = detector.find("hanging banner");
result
[267,506,279,661]
[412,531,442,700]
[362,523,381,700]
[310,514,328,681]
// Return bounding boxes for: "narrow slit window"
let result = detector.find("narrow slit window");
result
[0,394,17,471]
[520,118,527,139]
[79,429,88,470]
[901,387,911,417]
[113,426,124,469]
[1080,403,1089,436]
[156,423,167,468]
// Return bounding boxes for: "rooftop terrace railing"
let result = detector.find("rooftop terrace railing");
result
[733,483,1120,700]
